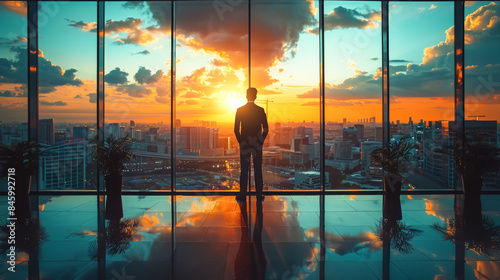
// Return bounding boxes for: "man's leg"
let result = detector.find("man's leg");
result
[253,146,264,199]
[237,147,250,201]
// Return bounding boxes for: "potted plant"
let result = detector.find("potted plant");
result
[87,217,140,260]
[374,219,422,254]
[433,215,500,258]
[0,218,47,254]
[444,132,500,201]
[0,141,40,219]
[371,138,415,220]
[90,135,135,220]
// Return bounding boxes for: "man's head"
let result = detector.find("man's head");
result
[246,87,257,101]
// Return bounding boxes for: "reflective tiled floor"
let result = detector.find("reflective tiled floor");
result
[1,194,500,279]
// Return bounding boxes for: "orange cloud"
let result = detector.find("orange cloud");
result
[67,17,158,46]
[249,68,279,89]
[465,2,499,31]
[0,1,26,16]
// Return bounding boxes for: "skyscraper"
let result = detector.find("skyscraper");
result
[354,124,364,142]
[39,139,86,190]
[343,127,359,147]
[54,131,66,143]
[119,126,126,138]
[109,123,119,139]
[73,126,89,140]
[39,119,54,145]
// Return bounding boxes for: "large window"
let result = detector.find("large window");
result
[324,1,382,190]
[175,0,248,192]
[252,0,320,192]
[464,1,500,190]
[38,1,97,190]
[0,1,496,193]
[389,1,455,190]
[0,1,28,191]
[104,1,172,191]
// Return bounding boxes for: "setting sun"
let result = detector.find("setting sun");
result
[220,91,246,111]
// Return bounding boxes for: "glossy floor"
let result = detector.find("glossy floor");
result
[1,194,499,279]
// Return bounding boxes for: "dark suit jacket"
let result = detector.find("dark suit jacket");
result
[234,102,269,145]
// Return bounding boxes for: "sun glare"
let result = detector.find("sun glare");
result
[220,91,246,111]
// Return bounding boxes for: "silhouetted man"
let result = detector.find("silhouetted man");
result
[234,88,268,201]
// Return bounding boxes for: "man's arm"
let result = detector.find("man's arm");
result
[234,109,241,143]
[261,109,269,143]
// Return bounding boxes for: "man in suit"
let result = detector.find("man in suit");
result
[234,88,269,201]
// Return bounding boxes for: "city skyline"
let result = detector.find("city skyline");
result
[2,115,498,191]
[0,1,498,124]
[0,1,499,193]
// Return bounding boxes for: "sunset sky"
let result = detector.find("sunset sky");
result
[0,1,499,125]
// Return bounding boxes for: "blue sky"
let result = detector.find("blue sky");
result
[0,1,499,123]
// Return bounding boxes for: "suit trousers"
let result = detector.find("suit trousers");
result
[239,140,263,195]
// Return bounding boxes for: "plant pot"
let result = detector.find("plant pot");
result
[105,174,123,220]
[383,173,402,221]
[462,173,483,223]
[462,173,482,200]
[105,194,123,220]
[105,174,123,196]
[16,175,31,220]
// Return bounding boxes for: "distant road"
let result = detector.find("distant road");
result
[133,150,280,160]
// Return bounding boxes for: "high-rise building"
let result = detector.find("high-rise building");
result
[149,127,159,136]
[178,127,219,150]
[54,131,66,143]
[21,122,28,140]
[109,123,119,139]
[73,126,89,140]
[361,141,382,175]
[334,141,353,160]
[354,124,364,142]
[422,121,452,188]
[39,139,86,190]
[276,126,293,147]
[464,120,498,189]
[299,143,320,160]
[89,128,96,139]
[39,119,54,145]
[343,127,359,147]
[291,137,309,152]
[119,126,126,138]
[293,126,313,143]
[135,130,143,141]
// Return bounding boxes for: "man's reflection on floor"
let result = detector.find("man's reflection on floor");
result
[234,199,267,280]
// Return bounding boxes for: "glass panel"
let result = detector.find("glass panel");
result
[104,1,172,191]
[38,1,97,190]
[464,1,500,190]
[0,1,28,193]
[324,195,382,278]
[252,0,320,192]
[324,1,382,190]
[388,195,455,279]
[104,195,172,272]
[389,1,455,190]
[175,0,248,192]
[38,195,98,278]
